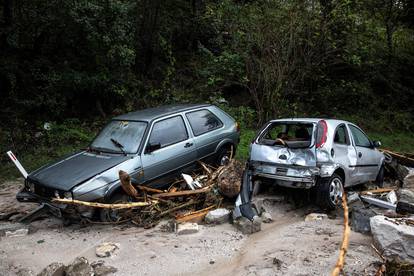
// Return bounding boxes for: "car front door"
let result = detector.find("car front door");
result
[348,124,380,183]
[332,124,358,186]
[141,115,197,187]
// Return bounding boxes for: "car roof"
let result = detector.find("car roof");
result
[270,118,352,126]
[113,104,211,122]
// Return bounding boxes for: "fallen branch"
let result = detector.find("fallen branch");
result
[152,187,211,198]
[52,198,154,209]
[332,189,350,276]
[119,170,139,198]
[175,205,215,223]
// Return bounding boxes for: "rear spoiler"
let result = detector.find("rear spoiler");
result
[6,151,28,179]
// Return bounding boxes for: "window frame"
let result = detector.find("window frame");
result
[333,124,350,145]
[185,109,224,137]
[147,115,189,150]
[348,124,372,148]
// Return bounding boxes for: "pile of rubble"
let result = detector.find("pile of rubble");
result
[38,257,117,276]
[53,160,243,229]
[346,149,414,274]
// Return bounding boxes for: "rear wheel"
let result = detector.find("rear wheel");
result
[316,173,344,210]
[214,146,232,166]
[99,192,132,222]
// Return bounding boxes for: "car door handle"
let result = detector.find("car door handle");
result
[184,142,193,148]
[358,152,362,158]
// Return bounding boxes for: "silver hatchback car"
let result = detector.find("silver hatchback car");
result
[16,104,240,221]
[234,118,384,219]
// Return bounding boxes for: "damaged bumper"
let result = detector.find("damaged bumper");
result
[233,170,258,221]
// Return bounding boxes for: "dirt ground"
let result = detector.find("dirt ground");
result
[0,180,380,276]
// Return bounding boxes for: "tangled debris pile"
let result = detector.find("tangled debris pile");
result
[52,160,243,228]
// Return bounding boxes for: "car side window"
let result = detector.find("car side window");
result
[149,116,188,148]
[334,125,349,145]
[185,109,223,136]
[349,125,371,147]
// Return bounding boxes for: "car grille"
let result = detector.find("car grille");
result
[34,185,56,198]
[275,167,288,176]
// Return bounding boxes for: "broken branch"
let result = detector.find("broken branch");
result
[52,198,154,209]
[152,187,211,198]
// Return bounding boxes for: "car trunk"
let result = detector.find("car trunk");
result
[250,121,317,167]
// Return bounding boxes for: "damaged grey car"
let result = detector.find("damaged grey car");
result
[13,104,239,222]
[234,118,385,220]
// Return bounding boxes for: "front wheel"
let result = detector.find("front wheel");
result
[315,173,344,210]
[99,192,132,222]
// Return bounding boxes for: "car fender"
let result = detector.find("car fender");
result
[215,138,236,154]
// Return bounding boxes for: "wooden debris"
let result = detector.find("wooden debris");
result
[152,187,211,198]
[217,159,243,198]
[119,170,139,198]
[332,188,350,276]
[360,187,397,195]
[175,205,215,223]
[137,185,164,194]
[381,149,414,167]
[52,198,154,209]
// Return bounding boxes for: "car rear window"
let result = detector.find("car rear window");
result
[186,109,223,136]
[258,122,314,148]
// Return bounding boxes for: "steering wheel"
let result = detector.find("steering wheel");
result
[274,138,287,146]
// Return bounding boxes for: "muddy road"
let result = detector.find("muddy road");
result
[0,180,379,276]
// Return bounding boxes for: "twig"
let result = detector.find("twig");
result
[332,188,350,276]
[157,199,197,217]
[52,198,155,209]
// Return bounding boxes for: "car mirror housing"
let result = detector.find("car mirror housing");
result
[146,142,161,153]
[372,140,381,148]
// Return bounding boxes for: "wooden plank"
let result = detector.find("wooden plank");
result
[52,198,155,209]
[137,185,164,194]
[152,187,211,198]
[175,205,215,223]
[359,187,396,195]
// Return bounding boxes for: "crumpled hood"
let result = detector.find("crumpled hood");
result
[28,151,130,191]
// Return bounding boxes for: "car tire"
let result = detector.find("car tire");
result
[215,146,232,166]
[315,173,344,210]
[374,165,385,188]
[100,192,132,222]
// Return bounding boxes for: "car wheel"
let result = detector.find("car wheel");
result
[215,146,232,166]
[374,164,385,188]
[100,192,132,222]
[316,173,343,210]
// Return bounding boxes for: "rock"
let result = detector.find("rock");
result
[350,207,376,233]
[65,257,93,276]
[0,223,31,237]
[386,190,397,204]
[37,262,66,276]
[217,159,243,198]
[205,208,231,224]
[398,189,414,204]
[91,261,117,276]
[95,242,120,258]
[305,213,328,221]
[347,192,361,205]
[234,216,261,234]
[370,215,414,263]
[176,223,199,235]
[404,173,414,189]
[5,228,29,237]
[261,212,273,223]
[251,195,284,215]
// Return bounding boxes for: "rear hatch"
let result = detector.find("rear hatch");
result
[250,120,317,167]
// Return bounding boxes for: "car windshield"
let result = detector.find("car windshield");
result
[90,120,147,154]
[258,122,314,148]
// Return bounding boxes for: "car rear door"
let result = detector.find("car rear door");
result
[140,115,197,185]
[348,124,380,183]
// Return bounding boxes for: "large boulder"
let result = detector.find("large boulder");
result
[351,207,376,233]
[370,215,414,263]
[398,188,414,204]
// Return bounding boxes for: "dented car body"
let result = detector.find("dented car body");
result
[234,118,385,220]
[15,104,239,221]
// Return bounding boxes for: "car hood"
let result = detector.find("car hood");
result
[28,151,130,191]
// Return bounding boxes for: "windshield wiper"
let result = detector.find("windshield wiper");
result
[110,138,126,155]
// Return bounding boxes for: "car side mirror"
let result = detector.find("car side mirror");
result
[146,142,161,153]
[372,140,381,148]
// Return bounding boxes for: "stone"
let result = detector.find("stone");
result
[5,228,29,237]
[304,213,328,221]
[347,192,361,205]
[350,207,376,233]
[398,189,414,204]
[370,215,414,263]
[176,223,199,235]
[386,190,397,204]
[95,242,120,258]
[261,212,273,223]
[65,257,93,276]
[37,262,66,276]
[205,208,231,224]
[234,216,261,234]
[0,223,31,237]
[91,261,117,276]
[404,173,414,190]
[252,195,284,215]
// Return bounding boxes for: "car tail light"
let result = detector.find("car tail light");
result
[235,122,240,132]
[316,120,328,148]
